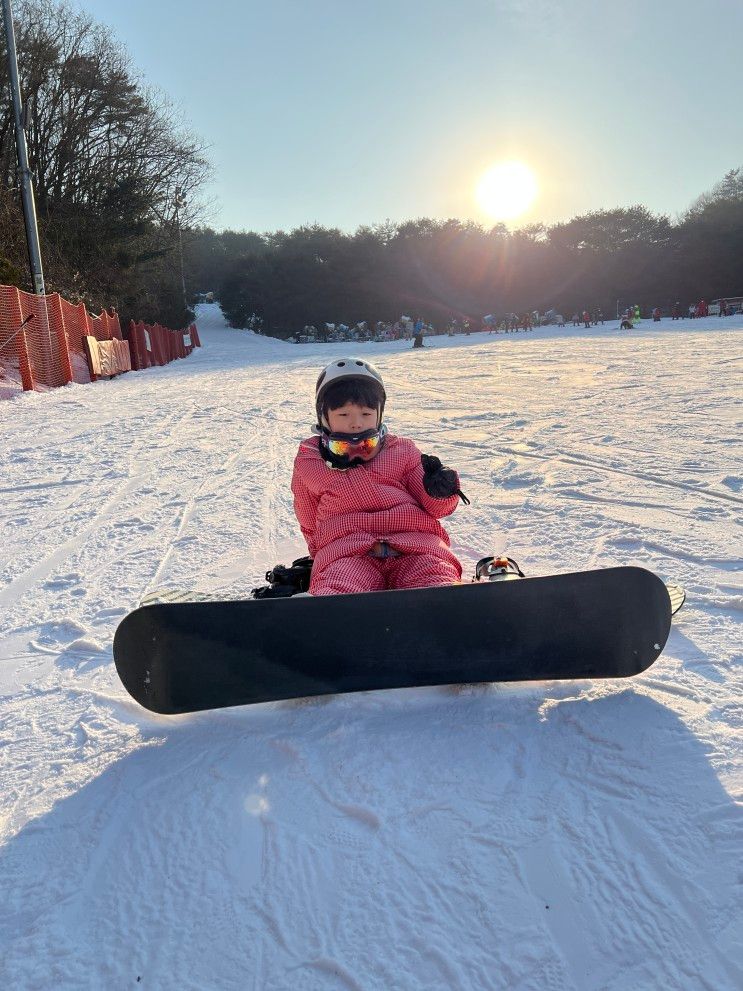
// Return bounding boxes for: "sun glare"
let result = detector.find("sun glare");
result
[476,161,538,222]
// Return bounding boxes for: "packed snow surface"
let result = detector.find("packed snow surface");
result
[1,305,741,989]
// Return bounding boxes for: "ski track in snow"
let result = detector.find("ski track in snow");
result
[1,306,741,989]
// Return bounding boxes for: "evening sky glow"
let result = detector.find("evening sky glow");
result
[81,0,743,232]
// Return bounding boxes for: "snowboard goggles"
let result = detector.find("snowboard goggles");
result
[322,425,386,462]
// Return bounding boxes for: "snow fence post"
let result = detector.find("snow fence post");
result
[18,324,34,391]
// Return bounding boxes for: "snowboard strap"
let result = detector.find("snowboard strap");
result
[475,556,525,581]
[251,556,314,599]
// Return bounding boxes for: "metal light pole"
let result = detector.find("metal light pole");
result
[2,0,45,295]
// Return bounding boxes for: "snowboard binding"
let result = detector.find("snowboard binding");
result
[474,556,525,582]
[252,556,314,599]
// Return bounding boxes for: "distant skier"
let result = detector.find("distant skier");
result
[412,329,425,348]
[291,358,468,595]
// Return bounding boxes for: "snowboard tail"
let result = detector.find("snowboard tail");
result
[114,567,673,715]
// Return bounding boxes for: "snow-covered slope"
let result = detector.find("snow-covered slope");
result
[1,305,741,989]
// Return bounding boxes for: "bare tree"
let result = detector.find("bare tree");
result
[0,0,212,323]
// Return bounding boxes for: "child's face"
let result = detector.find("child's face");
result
[326,401,378,434]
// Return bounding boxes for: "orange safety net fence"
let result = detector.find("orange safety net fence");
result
[0,284,199,398]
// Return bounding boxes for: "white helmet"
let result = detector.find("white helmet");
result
[315,357,386,427]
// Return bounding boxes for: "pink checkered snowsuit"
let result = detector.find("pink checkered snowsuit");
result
[291,434,463,596]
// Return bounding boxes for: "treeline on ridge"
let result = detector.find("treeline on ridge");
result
[192,178,743,336]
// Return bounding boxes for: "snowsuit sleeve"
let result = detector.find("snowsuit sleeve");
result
[402,442,461,519]
[291,455,320,557]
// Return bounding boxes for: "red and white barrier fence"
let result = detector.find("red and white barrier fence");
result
[126,319,200,371]
[0,284,199,398]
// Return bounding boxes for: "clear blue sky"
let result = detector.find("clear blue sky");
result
[81,0,743,233]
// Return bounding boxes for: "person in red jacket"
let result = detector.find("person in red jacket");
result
[291,358,468,595]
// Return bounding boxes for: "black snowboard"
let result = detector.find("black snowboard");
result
[113,566,673,715]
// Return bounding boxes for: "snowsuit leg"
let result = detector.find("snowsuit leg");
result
[384,552,461,590]
[310,555,386,596]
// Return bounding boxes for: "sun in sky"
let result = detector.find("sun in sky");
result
[475,161,539,223]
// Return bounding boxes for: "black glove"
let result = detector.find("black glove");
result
[421,454,470,504]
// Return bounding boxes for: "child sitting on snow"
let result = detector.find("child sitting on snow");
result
[291,357,468,596]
